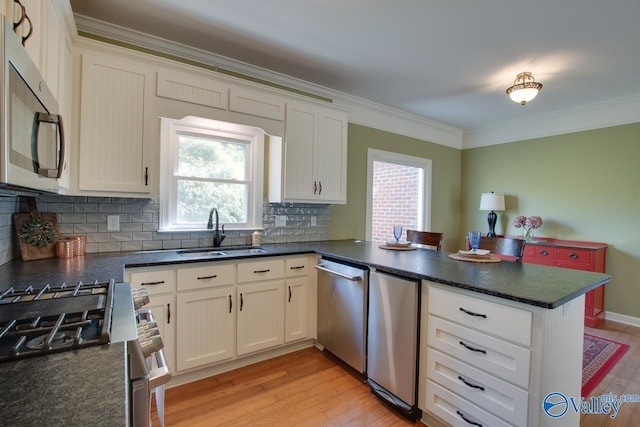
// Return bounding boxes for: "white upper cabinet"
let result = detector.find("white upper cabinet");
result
[13,0,42,70]
[77,51,155,195]
[270,100,348,204]
[229,86,285,121]
[156,68,228,110]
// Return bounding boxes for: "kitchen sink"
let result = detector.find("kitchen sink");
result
[177,247,268,257]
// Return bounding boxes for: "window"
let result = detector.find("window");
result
[366,149,432,242]
[159,116,264,231]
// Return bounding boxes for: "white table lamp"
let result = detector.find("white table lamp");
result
[479,192,505,237]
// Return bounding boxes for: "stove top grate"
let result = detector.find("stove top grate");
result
[0,280,114,362]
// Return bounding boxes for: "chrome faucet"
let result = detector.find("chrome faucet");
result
[207,207,226,247]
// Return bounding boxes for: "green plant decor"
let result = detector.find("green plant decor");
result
[19,214,56,247]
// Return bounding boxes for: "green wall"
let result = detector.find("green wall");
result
[329,124,462,251]
[461,122,640,318]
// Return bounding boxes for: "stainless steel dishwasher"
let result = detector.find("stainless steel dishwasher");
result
[367,270,421,421]
[315,258,369,375]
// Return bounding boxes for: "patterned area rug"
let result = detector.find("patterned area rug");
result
[582,333,630,396]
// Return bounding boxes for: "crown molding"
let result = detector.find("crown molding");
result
[73,14,463,149]
[463,94,640,149]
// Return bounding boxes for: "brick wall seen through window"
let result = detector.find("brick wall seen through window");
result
[371,161,421,242]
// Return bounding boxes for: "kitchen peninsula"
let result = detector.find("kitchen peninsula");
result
[0,240,610,426]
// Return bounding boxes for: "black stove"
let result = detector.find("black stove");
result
[0,280,114,362]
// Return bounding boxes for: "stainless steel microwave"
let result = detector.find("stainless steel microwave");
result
[0,17,64,195]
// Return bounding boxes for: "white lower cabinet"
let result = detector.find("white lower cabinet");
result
[175,262,235,371]
[236,281,285,356]
[426,348,529,426]
[284,256,311,343]
[424,285,531,426]
[284,277,308,343]
[421,282,584,427]
[126,255,312,377]
[426,381,513,427]
[176,286,235,371]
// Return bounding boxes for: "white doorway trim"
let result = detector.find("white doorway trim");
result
[365,148,433,240]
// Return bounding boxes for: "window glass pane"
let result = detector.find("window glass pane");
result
[177,135,247,180]
[176,180,247,224]
[371,160,422,242]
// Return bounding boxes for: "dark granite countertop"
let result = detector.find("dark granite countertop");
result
[0,342,128,427]
[0,239,611,308]
[310,240,610,309]
[0,239,611,426]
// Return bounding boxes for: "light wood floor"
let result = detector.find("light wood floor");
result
[152,320,640,426]
[580,321,640,426]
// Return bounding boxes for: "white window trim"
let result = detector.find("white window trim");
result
[365,148,432,240]
[159,116,264,231]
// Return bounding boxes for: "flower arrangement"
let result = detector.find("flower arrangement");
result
[512,215,543,240]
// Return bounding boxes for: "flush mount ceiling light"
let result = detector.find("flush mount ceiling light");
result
[506,72,543,105]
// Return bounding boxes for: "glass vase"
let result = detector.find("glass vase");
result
[523,227,534,241]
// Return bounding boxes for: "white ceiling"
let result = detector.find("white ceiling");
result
[69,0,640,147]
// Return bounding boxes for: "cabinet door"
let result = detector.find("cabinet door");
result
[41,0,59,98]
[17,0,42,70]
[229,86,285,121]
[56,26,72,190]
[285,277,308,343]
[314,106,347,203]
[176,287,235,371]
[78,52,154,194]
[144,293,176,374]
[283,101,316,201]
[236,281,284,356]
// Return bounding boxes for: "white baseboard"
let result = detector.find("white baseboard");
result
[605,311,640,328]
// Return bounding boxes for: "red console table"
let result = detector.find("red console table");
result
[522,238,607,327]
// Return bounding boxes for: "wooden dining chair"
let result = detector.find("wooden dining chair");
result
[478,236,526,261]
[406,230,444,251]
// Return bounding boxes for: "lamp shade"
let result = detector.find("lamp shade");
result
[479,192,505,211]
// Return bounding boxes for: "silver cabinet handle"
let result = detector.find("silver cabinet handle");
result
[314,264,362,281]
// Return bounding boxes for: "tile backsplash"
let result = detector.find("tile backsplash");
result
[0,195,329,263]
[0,197,21,265]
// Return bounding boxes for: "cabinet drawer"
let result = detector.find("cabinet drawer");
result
[523,245,557,266]
[129,269,176,295]
[285,256,311,277]
[427,348,528,425]
[177,263,235,291]
[237,259,284,283]
[425,381,512,427]
[428,316,531,388]
[428,286,532,346]
[557,248,592,265]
